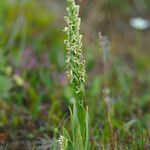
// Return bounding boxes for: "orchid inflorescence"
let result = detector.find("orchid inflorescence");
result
[64,0,86,104]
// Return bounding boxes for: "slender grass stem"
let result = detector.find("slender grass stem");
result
[99,32,115,150]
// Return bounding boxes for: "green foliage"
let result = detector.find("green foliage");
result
[0,53,13,98]
[62,102,89,150]
[0,75,13,98]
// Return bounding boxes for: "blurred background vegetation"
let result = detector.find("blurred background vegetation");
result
[0,0,150,149]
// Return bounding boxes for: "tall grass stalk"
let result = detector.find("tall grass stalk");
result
[60,0,90,150]
[99,32,115,150]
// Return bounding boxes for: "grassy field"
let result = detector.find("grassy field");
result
[0,0,150,149]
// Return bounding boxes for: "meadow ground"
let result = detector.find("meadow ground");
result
[0,0,150,149]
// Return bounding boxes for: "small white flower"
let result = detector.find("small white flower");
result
[58,135,68,150]
[129,17,150,30]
